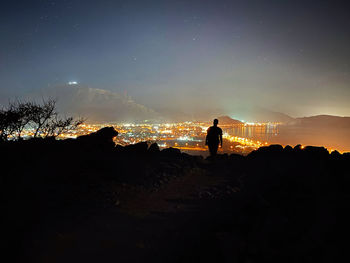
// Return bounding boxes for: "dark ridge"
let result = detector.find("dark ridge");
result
[291,114,350,128]
[1,127,344,263]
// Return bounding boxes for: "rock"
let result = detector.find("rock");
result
[115,144,125,152]
[229,153,244,160]
[284,145,293,152]
[294,144,302,150]
[161,147,181,157]
[124,142,148,154]
[248,144,284,158]
[304,146,329,158]
[95,126,118,139]
[78,126,118,142]
[330,150,341,159]
[148,143,160,153]
[77,126,118,149]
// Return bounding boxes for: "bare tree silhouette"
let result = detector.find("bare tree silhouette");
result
[0,98,84,141]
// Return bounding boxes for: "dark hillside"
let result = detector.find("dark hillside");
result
[1,127,344,262]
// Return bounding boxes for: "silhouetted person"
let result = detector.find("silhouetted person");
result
[205,119,223,156]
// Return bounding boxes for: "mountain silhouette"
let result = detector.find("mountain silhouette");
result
[33,84,160,122]
[289,114,350,128]
[228,106,294,123]
[217,115,244,125]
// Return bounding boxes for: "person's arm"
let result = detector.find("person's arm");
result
[219,130,223,147]
[205,128,209,145]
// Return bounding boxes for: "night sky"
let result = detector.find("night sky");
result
[1,0,350,117]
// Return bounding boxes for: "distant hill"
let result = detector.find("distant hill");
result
[33,84,160,123]
[289,115,350,128]
[217,116,243,125]
[229,107,294,123]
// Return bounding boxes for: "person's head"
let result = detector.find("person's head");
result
[213,119,218,126]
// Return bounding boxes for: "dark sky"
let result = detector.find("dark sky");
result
[1,0,350,117]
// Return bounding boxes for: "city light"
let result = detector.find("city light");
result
[52,121,274,154]
[16,121,348,154]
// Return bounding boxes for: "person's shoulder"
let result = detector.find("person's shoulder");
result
[218,127,223,133]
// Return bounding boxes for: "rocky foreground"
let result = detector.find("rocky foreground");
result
[1,127,345,262]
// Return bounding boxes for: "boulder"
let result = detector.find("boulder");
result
[330,150,341,159]
[248,144,284,158]
[124,142,148,154]
[304,146,329,159]
[294,144,302,150]
[284,145,293,153]
[161,147,182,158]
[148,143,160,153]
[76,126,118,149]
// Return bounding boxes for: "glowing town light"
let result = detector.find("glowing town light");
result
[160,130,172,134]
[177,136,190,141]
[68,81,78,85]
